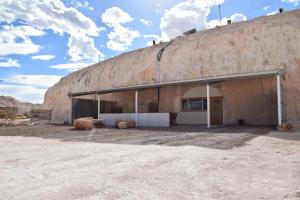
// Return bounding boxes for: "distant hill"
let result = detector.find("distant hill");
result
[0,96,41,114]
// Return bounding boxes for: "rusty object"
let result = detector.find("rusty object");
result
[277,123,292,132]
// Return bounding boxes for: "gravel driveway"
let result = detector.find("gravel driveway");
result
[0,124,299,200]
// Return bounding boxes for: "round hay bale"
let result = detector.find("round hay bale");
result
[73,118,93,129]
[117,121,128,129]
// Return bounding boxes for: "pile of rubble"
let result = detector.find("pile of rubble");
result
[0,118,40,127]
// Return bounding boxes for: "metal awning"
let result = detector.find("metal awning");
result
[69,69,283,97]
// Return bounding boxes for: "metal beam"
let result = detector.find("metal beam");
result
[207,83,211,128]
[277,74,282,125]
[69,69,283,97]
[97,94,100,120]
[69,97,72,124]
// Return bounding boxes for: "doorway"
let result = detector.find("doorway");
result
[211,97,223,125]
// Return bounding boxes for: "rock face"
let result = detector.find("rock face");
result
[44,9,300,128]
[0,96,41,114]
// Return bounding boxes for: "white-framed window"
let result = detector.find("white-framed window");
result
[181,97,207,112]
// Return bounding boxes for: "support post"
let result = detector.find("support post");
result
[69,96,72,125]
[135,90,138,127]
[97,94,100,120]
[207,83,211,128]
[277,74,282,126]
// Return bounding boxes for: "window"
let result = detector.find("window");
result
[181,98,207,112]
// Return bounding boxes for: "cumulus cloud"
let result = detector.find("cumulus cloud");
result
[75,1,94,11]
[106,26,140,51]
[282,0,300,5]
[0,25,45,56]
[160,0,225,40]
[3,75,62,87]
[207,13,247,28]
[0,84,46,103]
[140,18,152,26]
[0,58,20,68]
[49,62,92,71]
[267,10,278,16]
[0,74,62,103]
[31,55,55,61]
[0,0,104,62]
[102,7,140,51]
[263,6,270,11]
[68,33,105,62]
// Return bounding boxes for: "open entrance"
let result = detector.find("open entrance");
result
[68,70,283,128]
[211,97,223,125]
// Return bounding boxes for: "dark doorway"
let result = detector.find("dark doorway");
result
[211,97,223,125]
[72,99,97,121]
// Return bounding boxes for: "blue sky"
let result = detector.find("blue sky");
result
[0,0,299,103]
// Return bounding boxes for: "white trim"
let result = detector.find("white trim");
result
[135,90,138,127]
[69,97,72,124]
[207,84,211,128]
[97,95,100,120]
[277,74,282,125]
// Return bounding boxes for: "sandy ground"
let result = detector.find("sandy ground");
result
[0,124,299,200]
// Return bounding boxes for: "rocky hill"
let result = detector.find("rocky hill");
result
[0,96,41,114]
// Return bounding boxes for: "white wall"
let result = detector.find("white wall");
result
[173,85,221,125]
[99,113,170,127]
[177,112,207,125]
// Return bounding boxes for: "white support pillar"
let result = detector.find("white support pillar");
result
[277,74,282,126]
[97,94,100,120]
[207,83,211,128]
[135,90,138,127]
[69,96,72,124]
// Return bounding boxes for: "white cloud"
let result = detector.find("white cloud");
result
[49,62,92,71]
[106,25,140,51]
[102,7,133,27]
[68,33,104,62]
[3,75,62,87]
[0,25,45,56]
[140,18,152,26]
[263,6,270,11]
[31,55,55,61]
[160,0,225,40]
[75,1,94,11]
[102,7,140,51]
[0,0,104,62]
[267,10,278,16]
[0,74,62,103]
[0,84,46,103]
[0,58,20,68]
[207,13,247,28]
[144,34,161,40]
[282,0,299,5]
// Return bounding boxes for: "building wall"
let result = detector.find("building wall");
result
[219,77,277,125]
[43,10,300,128]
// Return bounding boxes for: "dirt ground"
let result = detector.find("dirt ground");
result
[0,124,299,200]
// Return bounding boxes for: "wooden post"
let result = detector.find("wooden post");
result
[207,83,211,128]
